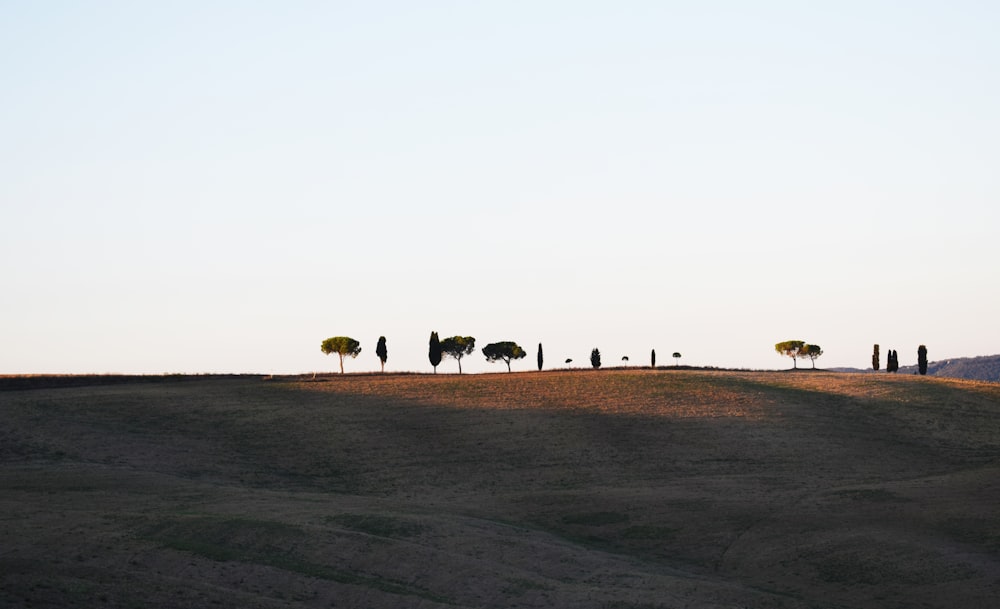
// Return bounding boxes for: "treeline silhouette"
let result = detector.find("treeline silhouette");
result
[320,333,678,374]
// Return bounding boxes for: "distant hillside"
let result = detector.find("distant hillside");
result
[833,354,1000,382]
[901,354,1000,382]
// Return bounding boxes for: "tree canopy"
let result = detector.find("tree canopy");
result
[440,336,476,373]
[775,340,805,369]
[320,336,361,374]
[801,344,823,368]
[482,341,527,372]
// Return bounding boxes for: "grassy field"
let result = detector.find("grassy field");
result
[2,369,999,608]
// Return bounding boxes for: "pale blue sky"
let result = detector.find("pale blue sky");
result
[3,2,999,374]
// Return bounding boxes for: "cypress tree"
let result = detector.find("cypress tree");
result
[886,349,898,373]
[428,331,442,373]
[872,344,880,371]
[375,336,388,373]
[591,348,602,369]
[918,345,928,375]
[537,343,543,371]
[651,349,656,368]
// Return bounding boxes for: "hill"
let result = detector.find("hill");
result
[833,353,1000,382]
[2,370,999,608]
[903,353,1000,382]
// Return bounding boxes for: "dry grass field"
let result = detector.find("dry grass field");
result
[2,369,999,608]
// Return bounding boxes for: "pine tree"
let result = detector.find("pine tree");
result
[320,337,361,374]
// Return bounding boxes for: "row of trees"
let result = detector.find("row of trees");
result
[873,344,929,375]
[325,335,929,375]
[322,333,533,374]
[774,340,824,369]
[775,341,930,375]
[321,334,681,374]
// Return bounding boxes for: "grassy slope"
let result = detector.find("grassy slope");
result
[1,370,999,609]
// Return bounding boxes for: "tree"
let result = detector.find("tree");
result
[441,336,475,374]
[537,343,543,371]
[672,352,682,366]
[482,341,527,372]
[428,332,442,373]
[650,349,656,368]
[320,336,361,374]
[801,344,823,369]
[918,345,928,375]
[775,340,805,369]
[591,348,602,369]
[885,349,898,373]
[621,356,629,366]
[565,358,573,367]
[375,336,388,373]
[872,344,880,372]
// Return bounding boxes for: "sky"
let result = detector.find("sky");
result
[3,1,999,375]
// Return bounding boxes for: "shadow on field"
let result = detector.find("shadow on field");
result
[2,371,999,608]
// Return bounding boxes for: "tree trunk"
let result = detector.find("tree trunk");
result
[458,359,462,374]
[338,354,344,374]
[506,359,511,372]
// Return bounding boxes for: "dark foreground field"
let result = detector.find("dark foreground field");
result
[2,370,999,608]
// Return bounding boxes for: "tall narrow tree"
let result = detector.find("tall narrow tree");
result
[428,332,442,374]
[918,345,928,375]
[872,344,880,371]
[651,349,656,368]
[375,336,388,373]
[886,349,899,373]
[591,348,602,369]
[537,343,544,371]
